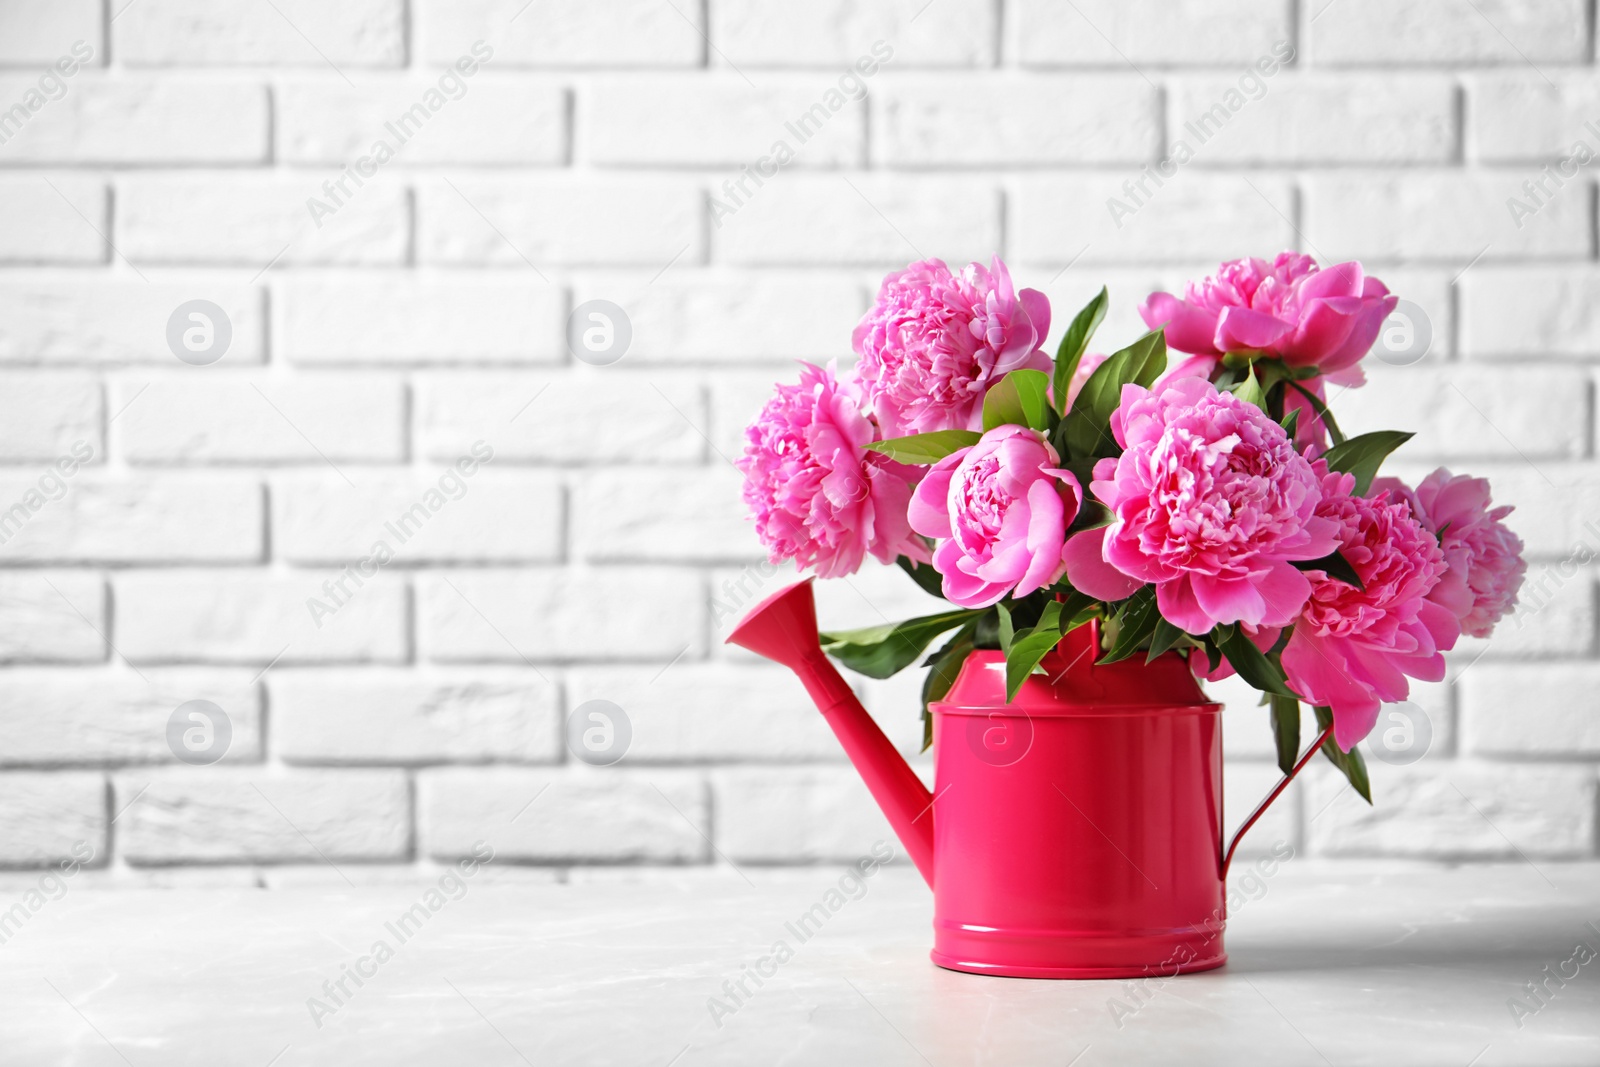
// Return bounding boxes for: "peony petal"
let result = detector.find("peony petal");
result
[1139,292,1224,355]
[1156,576,1217,636]
[1214,306,1295,352]
[1063,527,1144,601]
[1018,287,1052,345]
[907,453,962,539]
[1015,477,1069,597]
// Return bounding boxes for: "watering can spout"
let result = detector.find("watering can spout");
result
[726,578,936,886]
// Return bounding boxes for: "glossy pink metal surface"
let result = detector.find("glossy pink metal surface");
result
[727,578,1305,980]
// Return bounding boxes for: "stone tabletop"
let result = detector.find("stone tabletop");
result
[1,861,1597,1066]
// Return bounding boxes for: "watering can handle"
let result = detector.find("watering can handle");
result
[1220,721,1335,880]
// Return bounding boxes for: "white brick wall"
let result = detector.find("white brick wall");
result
[0,0,1594,881]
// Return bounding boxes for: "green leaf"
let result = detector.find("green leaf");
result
[1098,586,1160,664]
[1286,381,1346,447]
[1060,329,1168,460]
[1144,616,1188,665]
[919,622,976,752]
[1270,694,1301,776]
[995,601,1015,655]
[1322,430,1414,496]
[1003,601,1065,702]
[896,555,946,599]
[1278,406,1301,441]
[864,429,981,465]
[1314,705,1373,804]
[1213,623,1298,698]
[1053,286,1108,415]
[820,609,983,680]
[1231,364,1267,412]
[1293,549,1365,591]
[982,369,1053,432]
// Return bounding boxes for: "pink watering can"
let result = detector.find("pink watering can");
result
[727,578,1328,979]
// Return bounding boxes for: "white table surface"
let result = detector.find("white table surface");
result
[2,861,1597,1066]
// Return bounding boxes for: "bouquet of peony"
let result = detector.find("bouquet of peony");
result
[737,254,1526,800]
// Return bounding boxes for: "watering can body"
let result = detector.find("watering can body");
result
[728,579,1259,980]
[928,638,1226,978]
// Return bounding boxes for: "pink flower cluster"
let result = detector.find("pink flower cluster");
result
[1065,378,1339,633]
[853,256,1051,437]
[736,362,926,578]
[908,426,1081,609]
[1141,253,1396,386]
[736,252,1526,756]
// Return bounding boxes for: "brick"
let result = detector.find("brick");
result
[115,0,404,66]
[712,175,1000,265]
[0,473,260,563]
[0,373,100,460]
[1013,0,1291,67]
[1462,664,1600,755]
[1457,563,1592,658]
[417,568,703,662]
[1013,175,1295,264]
[116,375,405,464]
[418,0,704,67]
[1168,74,1456,164]
[1305,172,1590,261]
[419,768,708,862]
[876,76,1159,166]
[279,79,566,166]
[567,664,838,762]
[585,77,863,167]
[0,772,103,866]
[278,277,563,365]
[1306,762,1595,858]
[572,466,756,563]
[114,570,407,664]
[577,274,865,364]
[417,176,703,267]
[713,766,903,862]
[0,281,263,365]
[0,0,102,66]
[0,176,104,263]
[1461,268,1600,359]
[0,670,260,766]
[0,78,267,163]
[115,770,409,864]
[1469,74,1600,162]
[0,572,103,663]
[713,1,992,67]
[1309,0,1588,65]
[416,372,705,464]
[271,669,559,764]
[1330,364,1588,461]
[117,174,407,266]
[274,469,562,564]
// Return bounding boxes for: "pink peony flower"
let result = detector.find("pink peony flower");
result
[1139,253,1397,385]
[853,256,1052,437]
[738,362,929,579]
[907,425,1081,608]
[1373,469,1526,639]
[1064,377,1340,634]
[1281,467,1459,750]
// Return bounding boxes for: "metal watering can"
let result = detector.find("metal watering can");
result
[727,578,1318,979]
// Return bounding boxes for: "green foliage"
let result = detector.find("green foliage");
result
[1053,287,1109,415]
[819,609,983,679]
[982,369,1054,433]
[863,430,982,464]
[1322,430,1414,495]
[1314,705,1373,804]
[1055,330,1168,461]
